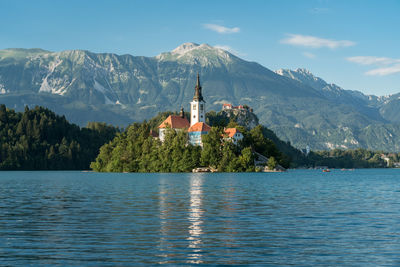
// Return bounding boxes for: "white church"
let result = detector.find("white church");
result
[158,74,242,146]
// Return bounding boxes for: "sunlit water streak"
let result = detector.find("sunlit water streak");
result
[186,174,204,264]
[1,169,400,265]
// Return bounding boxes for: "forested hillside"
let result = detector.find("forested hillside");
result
[0,104,118,170]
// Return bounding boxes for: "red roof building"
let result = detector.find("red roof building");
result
[188,122,211,133]
[224,128,239,138]
[222,103,233,110]
[222,103,252,111]
[158,115,190,142]
[224,128,244,145]
[159,115,190,129]
[188,122,211,146]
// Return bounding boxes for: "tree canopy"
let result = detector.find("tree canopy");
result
[0,104,118,170]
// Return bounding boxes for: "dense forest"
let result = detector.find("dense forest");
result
[0,104,118,170]
[310,149,387,168]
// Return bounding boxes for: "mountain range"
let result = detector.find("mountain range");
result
[1,43,400,151]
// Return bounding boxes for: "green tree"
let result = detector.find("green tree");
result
[267,156,277,170]
[239,147,255,172]
[201,127,223,168]
[218,142,239,172]
[0,104,7,123]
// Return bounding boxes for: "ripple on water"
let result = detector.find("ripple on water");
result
[1,170,400,265]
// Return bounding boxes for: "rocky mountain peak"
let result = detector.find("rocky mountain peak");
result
[170,42,222,56]
[156,42,235,66]
[171,42,201,55]
[276,68,374,106]
[295,68,314,76]
[276,68,320,81]
[276,68,328,90]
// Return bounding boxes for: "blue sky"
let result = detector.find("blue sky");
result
[1,0,399,95]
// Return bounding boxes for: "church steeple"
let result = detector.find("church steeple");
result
[190,73,206,126]
[193,73,204,101]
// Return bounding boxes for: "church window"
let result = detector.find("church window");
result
[200,104,203,111]
[193,104,197,110]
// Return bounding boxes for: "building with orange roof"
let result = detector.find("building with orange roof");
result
[221,103,253,112]
[188,122,211,146]
[158,108,189,142]
[222,103,233,110]
[224,128,244,145]
[188,122,212,132]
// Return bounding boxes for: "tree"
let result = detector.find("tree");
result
[267,156,277,170]
[201,127,223,168]
[219,142,239,172]
[0,104,7,123]
[239,147,255,172]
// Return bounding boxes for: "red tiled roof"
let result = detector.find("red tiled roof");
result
[188,122,211,132]
[223,103,232,107]
[159,115,190,129]
[224,128,241,138]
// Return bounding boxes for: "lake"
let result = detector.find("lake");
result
[1,169,400,265]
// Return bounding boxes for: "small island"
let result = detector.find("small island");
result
[91,74,288,173]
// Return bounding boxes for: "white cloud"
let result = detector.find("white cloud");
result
[302,52,316,59]
[204,23,240,34]
[346,56,400,76]
[281,34,355,49]
[346,56,400,66]
[213,100,231,105]
[309,7,330,14]
[214,45,245,56]
[365,65,400,76]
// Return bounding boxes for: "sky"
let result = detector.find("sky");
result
[1,0,399,96]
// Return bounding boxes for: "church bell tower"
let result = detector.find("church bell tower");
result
[190,73,205,126]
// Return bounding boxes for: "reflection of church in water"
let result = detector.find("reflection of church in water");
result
[158,175,205,264]
[158,74,211,146]
[157,174,238,264]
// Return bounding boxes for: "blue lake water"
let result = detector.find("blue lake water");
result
[1,169,400,266]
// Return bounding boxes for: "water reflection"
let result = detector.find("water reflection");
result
[157,176,169,264]
[186,174,204,264]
